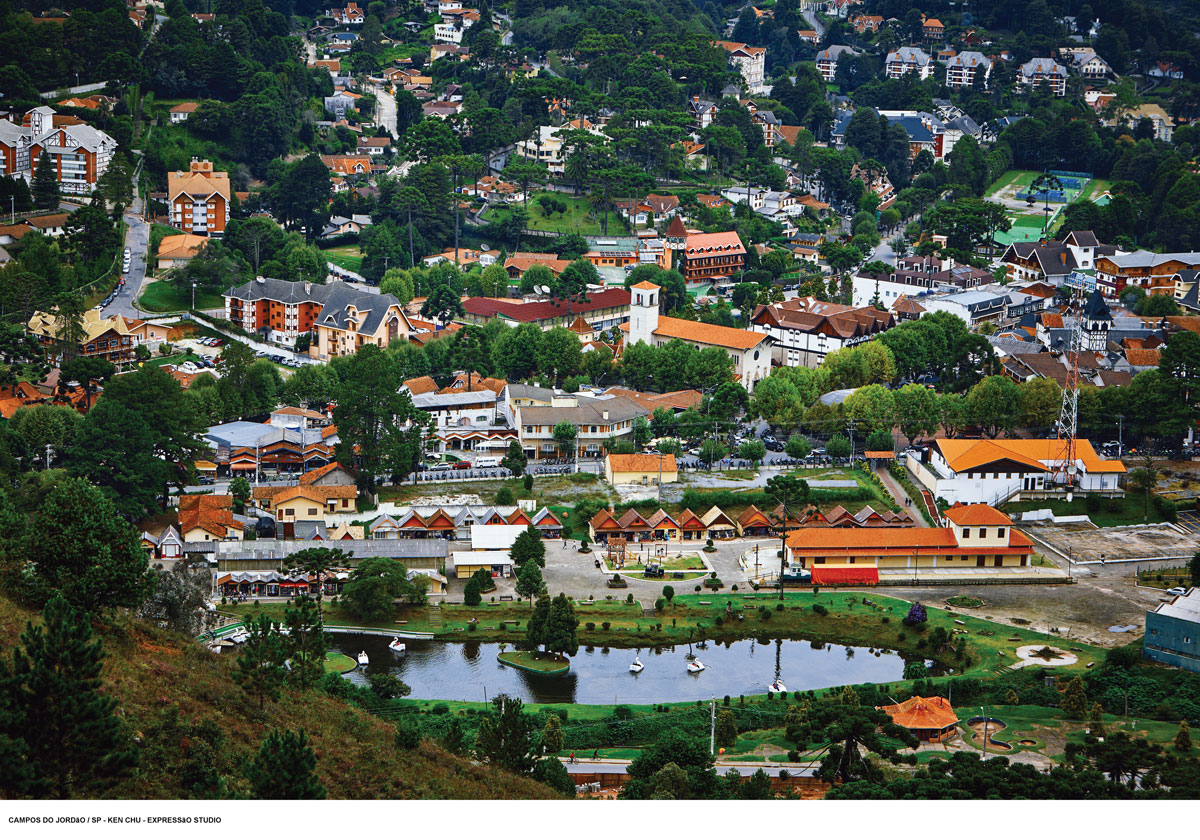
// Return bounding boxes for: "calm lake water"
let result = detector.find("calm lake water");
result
[331,634,914,704]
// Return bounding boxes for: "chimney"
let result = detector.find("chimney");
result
[304,282,312,294]
[602,410,610,421]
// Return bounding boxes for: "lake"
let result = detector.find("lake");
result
[331,634,915,705]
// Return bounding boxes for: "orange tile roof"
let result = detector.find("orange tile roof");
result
[879,696,958,730]
[943,504,1012,526]
[1040,313,1064,328]
[935,438,1126,474]
[1125,347,1161,366]
[737,505,773,528]
[786,524,1034,555]
[178,494,238,537]
[631,280,660,291]
[607,453,677,473]
[299,462,350,484]
[254,484,357,504]
[623,315,766,351]
[590,509,621,530]
[864,450,895,459]
[403,375,439,394]
[676,509,705,529]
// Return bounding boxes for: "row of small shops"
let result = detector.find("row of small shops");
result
[587,503,915,543]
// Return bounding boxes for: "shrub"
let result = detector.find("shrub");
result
[626,593,634,604]
[715,616,724,626]
[468,622,477,632]
[585,621,596,631]
[775,602,784,612]
[655,598,666,612]
[394,717,422,749]
[431,703,449,715]
[706,538,714,549]
[897,632,907,642]
[663,585,675,601]
[601,621,611,631]
[787,749,800,762]
[1085,493,1103,513]
[903,602,927,627]
[724,695,731,706]
[812,604,828,616]
[881,616,890,624]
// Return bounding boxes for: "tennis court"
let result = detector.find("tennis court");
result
[985,169,1095,246]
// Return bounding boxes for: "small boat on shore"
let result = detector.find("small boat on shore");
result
[770,680,787,694]
[357,651,369,666]
[388,637,406,654]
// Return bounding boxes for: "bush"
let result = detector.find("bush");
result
[431,703,449,715]
[655,597,666,612]
[626,593,634,604]
[394,717,422,749]
[585,621,596,631]
[812,604,828,616]
[601,621,611,631]
[1085,493,1103,514]
[724,695,731,706]
[774,602,784,612]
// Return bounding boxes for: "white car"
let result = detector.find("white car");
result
[1167,587,1189,597]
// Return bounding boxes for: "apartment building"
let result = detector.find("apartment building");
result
[225,276,336,342]
[715,40,767,90]
[945,51,992,88]
[26,309,168,366]
[749,297,894,367]
[673,230,747,282]
[461,288,631,333]
[885,46,932,79]
[310,284,412,360]
[168,159,230,237]
[512,118,603,176]
[1018,58,1067,95]
[998,231,1114,285]
[815,45,859,81]
[503,392,649,460]
[1096,250,1200,297]
[0,106,117,195]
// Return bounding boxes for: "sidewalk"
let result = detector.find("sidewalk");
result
[872,463,929,523]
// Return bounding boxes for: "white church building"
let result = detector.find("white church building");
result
[621,280,772,393]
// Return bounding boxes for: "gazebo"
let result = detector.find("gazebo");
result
[877,696,960,743]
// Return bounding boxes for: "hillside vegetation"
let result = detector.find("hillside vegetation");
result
[0,595,557,800]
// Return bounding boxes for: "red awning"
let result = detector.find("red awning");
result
[811,567,880,585]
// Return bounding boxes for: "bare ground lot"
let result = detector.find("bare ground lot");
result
[1029,522,1200,563]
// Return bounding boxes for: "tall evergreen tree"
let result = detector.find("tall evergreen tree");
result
[283,595,328,690]
[543,593,579,658]
[31,150,59,211]
[233,614,288,710]
[5,594,136,797]
[246,729,326,799]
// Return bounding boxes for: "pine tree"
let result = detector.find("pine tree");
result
[1089,702,1105,735]
[247,729,326,799]
[32,150,60,211]
[715,709,738,749]
[1004,689,1020,705]
[515,559,544,606]
[1061,676,1088,719]
[283,595,328,690]
[233,614,288,710]
[543,593,579,658]
[8,594,135,797]
[541,713,564,754]
[526,595,550,649]
[1176,720,1193,753]
[510,526,546,568]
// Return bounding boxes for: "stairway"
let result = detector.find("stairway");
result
[427,603,443,629]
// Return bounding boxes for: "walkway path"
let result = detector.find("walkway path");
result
[872,463,930,523]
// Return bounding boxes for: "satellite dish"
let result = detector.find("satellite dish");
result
[538,285,550,295]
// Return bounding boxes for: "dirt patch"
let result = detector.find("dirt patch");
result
[966,718,1012,751]
[1033,523,1199,563]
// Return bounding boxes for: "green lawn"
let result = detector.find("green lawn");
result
[1002,494,1167,528]
[1136,566,1194,590]
[497,650,570,673]
[984,169,1032,197]
[323,652,356,673]
[485,192,628,236]
[138,280,225,313]
[321,244,364,273]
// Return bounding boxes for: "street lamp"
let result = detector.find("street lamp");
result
[1116,414,1124,458]
[192,281,196,311]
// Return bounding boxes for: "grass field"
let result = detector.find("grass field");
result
[986,169,1098,247]
[1002,495,1168,528]
[485,192,628,236]
[138,280,225,313]
[321,244,364,273]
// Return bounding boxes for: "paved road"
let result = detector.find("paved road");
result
[108,200,150,319]
[802,9,827,38]
[369,83,397,136]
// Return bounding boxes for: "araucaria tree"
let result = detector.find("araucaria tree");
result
[475,694,537,775]
[25,477,154,613]
[332,344,428,493]
[233,614,289,710]
[2,594,137,797]
[246,729,326,799]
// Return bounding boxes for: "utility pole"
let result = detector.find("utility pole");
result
[846,417,857,462]
[981,706,988,756]
[778,501,792,601]
[710,697,716,756]
[44,443,52,470]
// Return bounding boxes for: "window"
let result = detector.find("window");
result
[308,507,318,516]
[978,528,987,538]
[961,528,969,538]
[997,527,1006,538]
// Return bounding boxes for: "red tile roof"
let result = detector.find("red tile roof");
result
[463,288,631,323]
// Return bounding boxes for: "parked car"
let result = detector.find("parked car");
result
[451,461,471,470]
[1167,587,1189,597]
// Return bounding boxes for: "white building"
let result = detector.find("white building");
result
[910,438,1125,507]
[945,51,991,88]
[512,119,604,176]
[623,280,772,393]
[717,41,767,92]
[885,46,932,79]
[748,297,894,367]
[1018,58,1067,96]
